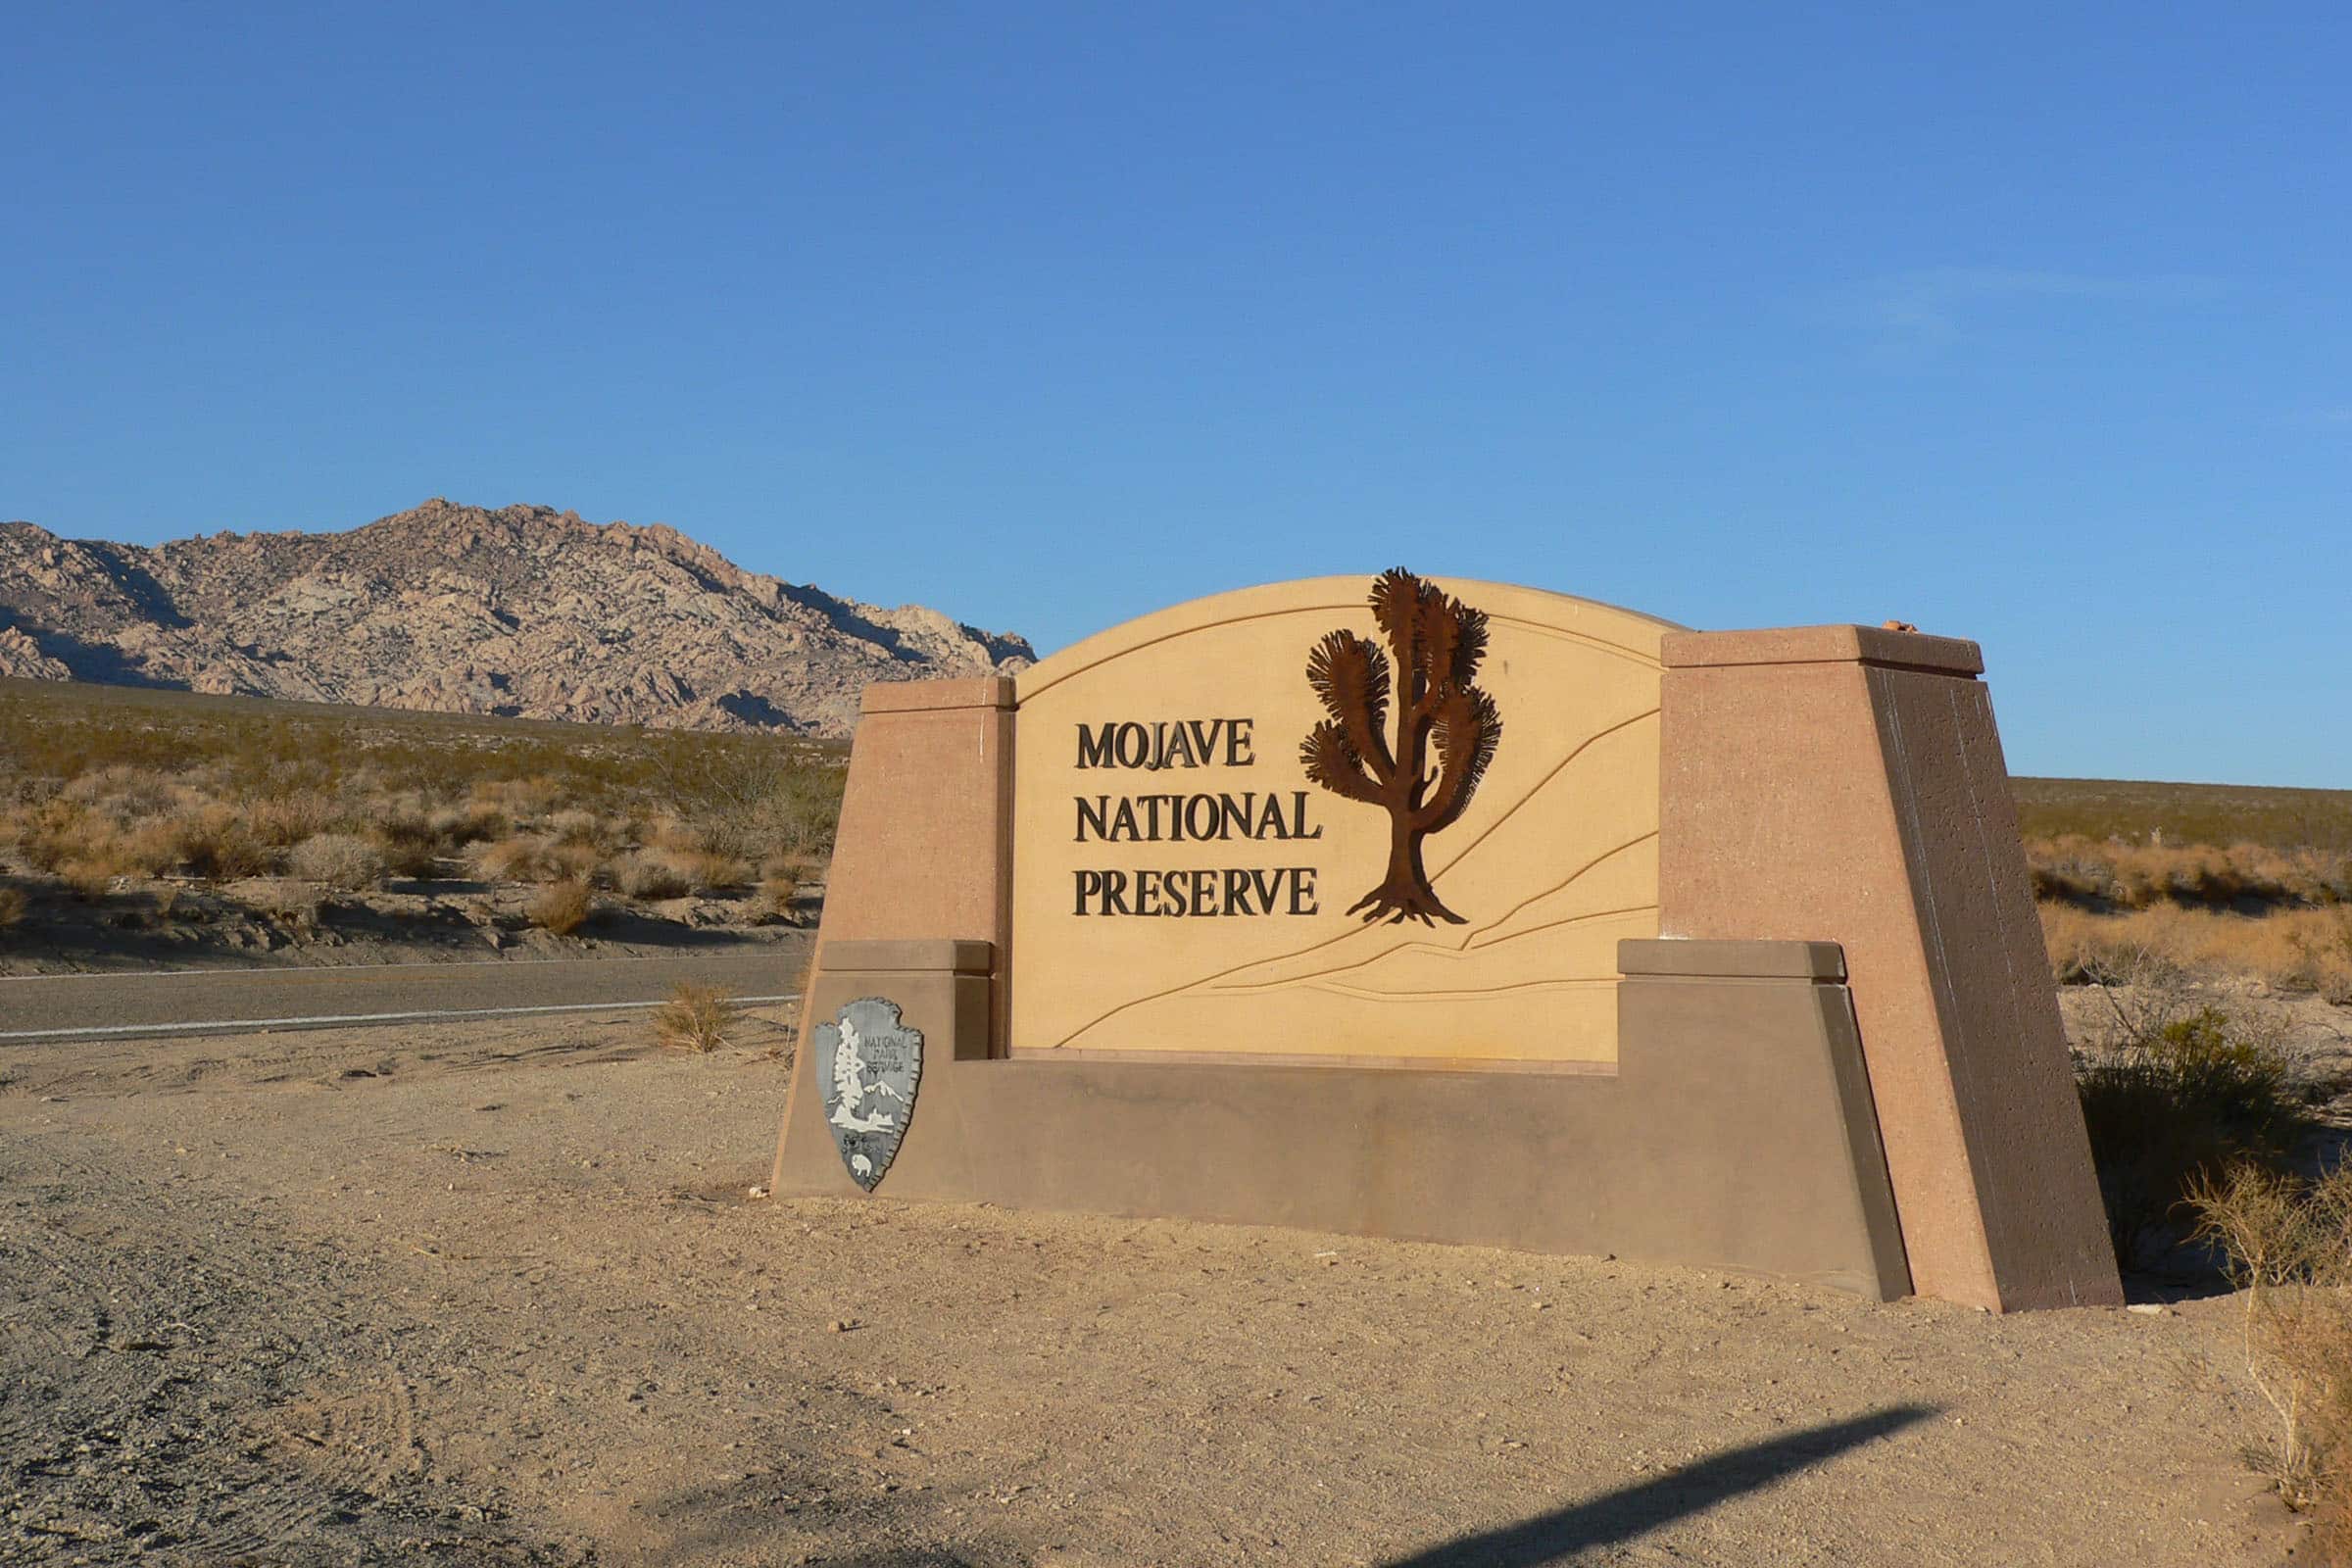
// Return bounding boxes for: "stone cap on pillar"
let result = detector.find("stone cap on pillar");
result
[1662,625,1984,677]
[859,676,1019,716]
[819,939,997,975]
[1620,939,1848,983]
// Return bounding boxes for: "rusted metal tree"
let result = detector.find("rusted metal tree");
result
[1300,568,1501,925]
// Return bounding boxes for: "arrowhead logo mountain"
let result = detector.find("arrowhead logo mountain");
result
[1300,568,1503,926]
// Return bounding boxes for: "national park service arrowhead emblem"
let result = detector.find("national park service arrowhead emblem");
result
[815,998,924,1191]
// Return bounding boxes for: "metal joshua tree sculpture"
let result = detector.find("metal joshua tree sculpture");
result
[1300,568,1501,926]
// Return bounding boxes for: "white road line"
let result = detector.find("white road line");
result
[0,952,803,983]
[0,995,802,1043]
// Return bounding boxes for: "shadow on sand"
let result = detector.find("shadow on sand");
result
[1378,1403,1940,1568]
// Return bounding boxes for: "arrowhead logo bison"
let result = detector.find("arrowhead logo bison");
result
[1300,569,1502,926]
[815,997,924,1191]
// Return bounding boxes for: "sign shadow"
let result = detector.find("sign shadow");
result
[1379,1403,1940,1568]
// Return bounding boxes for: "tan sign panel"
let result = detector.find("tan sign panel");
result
[1009,575,1677,1066]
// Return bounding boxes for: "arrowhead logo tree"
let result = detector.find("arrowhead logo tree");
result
[1300,568,1502,926]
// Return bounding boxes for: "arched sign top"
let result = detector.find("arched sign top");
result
[1015,575,1687,705]
[1009,570,1683,1068]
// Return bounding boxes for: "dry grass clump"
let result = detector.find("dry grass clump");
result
[287,832,386,892]
[527,879,594,936]
[757,864,802,922]
[653,981,738,1053]
[243,793,342,850]
[2189,1163,2352,1553]
[469,834,567,884]
[2040,902,2352,1002]
[612,851,693,901]
[629,824,751,894]
[0,884,26,930]
[247,878,323,927]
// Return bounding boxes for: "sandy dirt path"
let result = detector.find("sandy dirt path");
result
[0,1008,2303,1566]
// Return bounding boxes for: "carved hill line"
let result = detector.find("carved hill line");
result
[1204,832,1657,996]
[1016,588,1673,702]
[1425,708,1659,881]
[1040,715,1657,1048]
[1301,976,1621,1003]
[1206,903,1659,997]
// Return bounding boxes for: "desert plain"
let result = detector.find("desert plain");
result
[1,990,2329,1567]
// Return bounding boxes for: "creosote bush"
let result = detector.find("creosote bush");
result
[287,832,386,892]
[612,852,693,901]
[653,981,738,1054]
[469,834,566,885]
[2072,965,2319,1270]
[527,879,594,936]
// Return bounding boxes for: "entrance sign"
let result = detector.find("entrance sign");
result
[1010,575,1670,1067]
[775,572,2124,1315]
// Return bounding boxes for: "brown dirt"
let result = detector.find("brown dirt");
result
[0,1007,2307,1566]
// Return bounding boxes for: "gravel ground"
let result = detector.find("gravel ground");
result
[0,1004,2307,1566]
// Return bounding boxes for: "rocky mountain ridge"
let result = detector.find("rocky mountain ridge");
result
[0,500,1032,736]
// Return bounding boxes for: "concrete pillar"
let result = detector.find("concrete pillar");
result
[1657,625,2120,1310]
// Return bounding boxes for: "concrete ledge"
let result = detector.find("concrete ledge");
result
[1620,938,1846,982]
[1662,625,1984,676]
[821,939,995,976]
[858,676,1019,716]
[775,941,1911,1299]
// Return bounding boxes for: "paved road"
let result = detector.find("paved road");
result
[0,946,812,1044]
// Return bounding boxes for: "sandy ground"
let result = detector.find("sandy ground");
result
[0,1006,2310,1567]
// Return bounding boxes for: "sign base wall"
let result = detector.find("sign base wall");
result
[775,938,1912,1300]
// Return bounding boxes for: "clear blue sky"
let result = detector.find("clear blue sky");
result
[4,5,2345,786]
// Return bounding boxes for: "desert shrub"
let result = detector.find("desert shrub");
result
[2189,1163,2352,1548]
[368,804,448,878]
[60,763,178,819]
[654,739,844,864]
[432,801,510,846]
[11,802,174,879]
[679,850,750,891]
[469,834,566,884]
[631,830,748,892]
[546,808,612,848]
[287,833,386,892]
[0,885,25,929]
[552,840,602,879]
[166,805,275,880]
[244,794,342,848]
[527,879,594,936]
[653,981,738,1053]
[612,851,693,901]
[757,866,801,922]
[57,859,119,900]
[248,878,322,927]
[2075,992,2317,1270]
[470,775,563,820]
